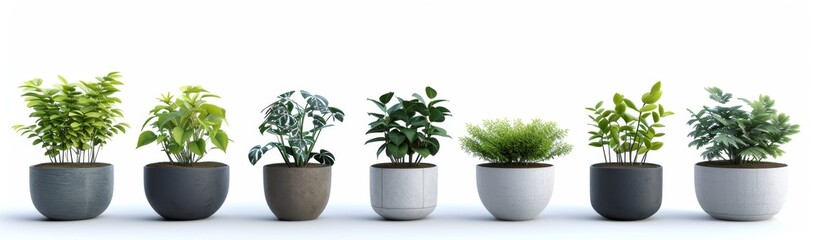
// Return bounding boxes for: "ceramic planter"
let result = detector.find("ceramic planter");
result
[370,163,437,220]
[476,163,554,221]
[264,163,331,221]
[590,163,662,221]
[29,163,113,220]
[695,162,787,221]
[144,162,229,220]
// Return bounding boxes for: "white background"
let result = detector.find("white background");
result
[1,0,813,239]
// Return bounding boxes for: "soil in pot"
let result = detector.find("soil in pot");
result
[590,163,662,221]
[370,163,437,220]
[30,163,114,221]
[264,163,332,221]
[144,161,229,220]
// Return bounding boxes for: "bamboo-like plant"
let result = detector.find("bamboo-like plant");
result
[365,87,452,165]
[586,81,673,165]
[248,90,345,167]
[687,87,799,164]
[136,86,230,165]
[461,119,572,165]
[13,72,129,163]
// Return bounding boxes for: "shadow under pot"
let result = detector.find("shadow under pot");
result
[476,163,554,221]
[144,162,229,220]
[590,163,662,221]
[695,161,787,221]
[30,163,113,220]
[264,163,331,221]
[370,163,437,220]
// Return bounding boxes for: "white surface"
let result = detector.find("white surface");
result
[695,165,788,221]
[477,165,554,221]
[370,166,437,220]
[1,0,814,239]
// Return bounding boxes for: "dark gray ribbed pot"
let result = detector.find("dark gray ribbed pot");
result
[144,162,229,220]
[590,163,662,221]
[29,163,113,221]
[264,163,331,221]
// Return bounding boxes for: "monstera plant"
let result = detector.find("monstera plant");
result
[247,90,344,221]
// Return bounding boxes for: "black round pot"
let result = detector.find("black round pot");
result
[144,162,229,220]
[30,163,113,220]
[264,163,331,221]
[590,163,662,221]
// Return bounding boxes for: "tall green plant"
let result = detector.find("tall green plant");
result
[586,81,673,165]
[13,72,129,163]
[365,86,452,165]
[136,86,230,165]
[247,90,345,167]
[461,119,572,164]
[687,87,799,164]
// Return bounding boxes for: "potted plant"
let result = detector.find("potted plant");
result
[461,119,572,221]
[586,81,673,220]
[14,72,129,220]
[136,86,231,220]
[687,87,799,221]
[247,90,344,221]
[364,86,451,220]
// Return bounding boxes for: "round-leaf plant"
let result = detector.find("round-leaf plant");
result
[365,86,452,165]
[687,87,799,165]
[13,72,129,163]
[136,86,230,165]
[460,119,573,165]
[248,90,345,167]
[586,81,673,165]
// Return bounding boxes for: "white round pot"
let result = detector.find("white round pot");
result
[695,162,787,221]
[476,163,554,221]
[370,163,437,220]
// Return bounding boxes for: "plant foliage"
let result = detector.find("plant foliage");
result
[136,86,230,165]
[687,87,799,164]
[13,72,129,163]
[460,119,572,164]
[365,86,451,165]
[248,90,345,167]
[587,81,673,164]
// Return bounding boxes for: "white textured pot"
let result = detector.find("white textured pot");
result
[370,163,437,220]
[476,163,554,221]
[695,162,788,221]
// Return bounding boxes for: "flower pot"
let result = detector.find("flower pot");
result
[370,163,437,220]
[590,163,662,221]
[695,161,787,221]
[144,162,229,220]
[264,163,331,221]
[476,163,554,221]
[29,163,113,220]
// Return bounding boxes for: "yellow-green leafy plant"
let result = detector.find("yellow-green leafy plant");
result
[13,72,129,163]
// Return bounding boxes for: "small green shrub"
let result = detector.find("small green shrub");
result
[247,90,345,167]
[687,87,799,164]
[136,86,230,165]
[13,72,129,163]
[461,119,572,164]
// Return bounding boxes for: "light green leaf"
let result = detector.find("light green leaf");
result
[172,127,184,144]
[136,131,157,148]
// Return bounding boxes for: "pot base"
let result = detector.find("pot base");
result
[372,206,436,221]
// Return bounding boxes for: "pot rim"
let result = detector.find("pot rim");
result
[30,162,112,169]
[695,161,787,169]
[264,163,331,169]
[371,162,436,169]
[144,161,228,169]
[590,162,662,170]
[477,162,553,169]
